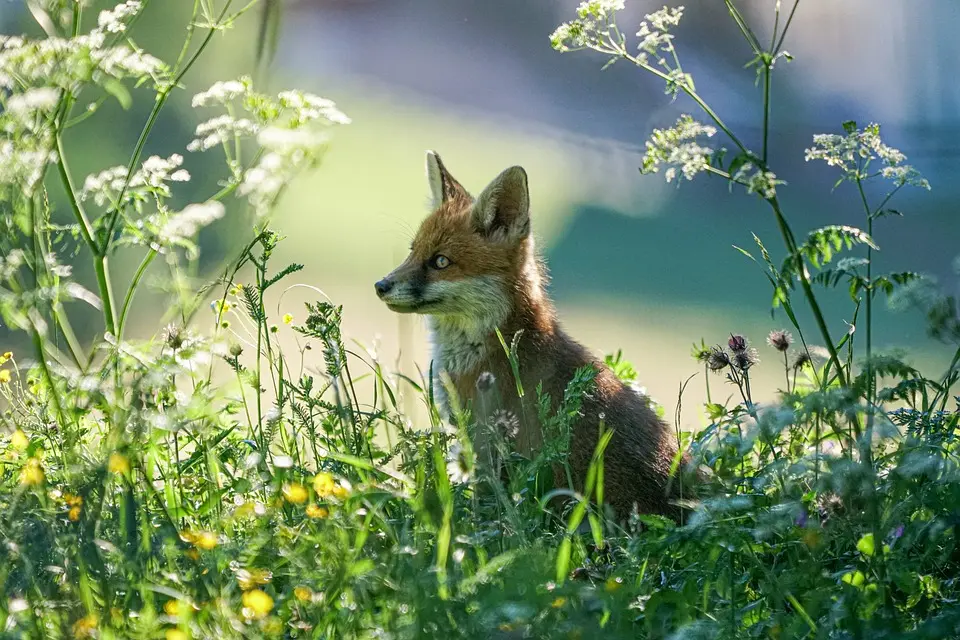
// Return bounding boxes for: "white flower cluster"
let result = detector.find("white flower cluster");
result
[80,154,190,207]
[189,77,350,216]
[641,115,717,182]
[636,6,684,65]
[239,127,330,216]
[805,123,930,190]
[97,0,141,34]
[186,115,259,152]
[156,201,225,248]
[550,0,624,51]
[0,31,163,92]
[733,162,783,200]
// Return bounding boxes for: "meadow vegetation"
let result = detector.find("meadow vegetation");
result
[1,1,959,638]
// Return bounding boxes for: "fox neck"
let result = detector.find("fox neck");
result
[428,239,552,381]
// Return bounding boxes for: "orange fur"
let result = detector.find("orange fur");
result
[376,151,686,520]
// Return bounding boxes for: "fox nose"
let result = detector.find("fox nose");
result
[374,278,394,298]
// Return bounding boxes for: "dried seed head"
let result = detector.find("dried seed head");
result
[733,348,760,371]
[792,351,812,370]
[766,329,793,352]
[491,409,519,440]
[162,324,185,350]
[475,371,496,393]
[707,346,731,372]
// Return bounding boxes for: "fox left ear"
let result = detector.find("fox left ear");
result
[472,166,530,242]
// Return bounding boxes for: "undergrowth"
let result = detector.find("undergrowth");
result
[1,1,960,638]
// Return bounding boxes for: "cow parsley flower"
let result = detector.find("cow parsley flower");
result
[805,122,929,190]
[157,201,225,246]
[80,154,189,207]
[642,114,717,182]
[191,78,251,107]
[732,162,784,199]
[97,1,141,34]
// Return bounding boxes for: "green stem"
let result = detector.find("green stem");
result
[769,197,848,388]
[117,249,157,341]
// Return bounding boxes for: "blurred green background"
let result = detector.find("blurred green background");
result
[2,0,958,426]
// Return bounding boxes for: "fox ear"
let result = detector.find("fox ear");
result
[472,166,530,241]
[426,150,467,208]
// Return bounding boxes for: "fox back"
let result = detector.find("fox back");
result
[375,151,685,519]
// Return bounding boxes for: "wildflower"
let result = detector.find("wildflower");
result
[706,346,731,372]
[241,589,274,619]
[792,351,813,370]
[305,504,329,519]
[727,334,748,353]
[491,409,520,440]
[65,494,83,521]
[604,577,623,593]
[20,457,44,486]
[732,162,784,199]
[766,329,793,352]
[108,452,130,475]
[282,313,294,325]
[182,530,219,550]
[551,597,567,608]
[97,1,141,33]
[229,342,243,357]
[282,482,308,504]
[68,506,82,522]
[446,442,474,484]
[157,201,225,247]
[192,78,251,107]
[293,586,312,602]
[805,122,930,190]
[641,115,717,183]
[331,481,351,501]
[163,600,182,616]
[313,472,335,497]
[236,568,272,590]
[161,324,185,350]
[0,369,10,384]
[165,630,188,640]
[72,613,98,638]
[10,429,28,450]
[733,348,760,371]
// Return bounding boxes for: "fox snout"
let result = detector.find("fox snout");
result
[374,278,393,298]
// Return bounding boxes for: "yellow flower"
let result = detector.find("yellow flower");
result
[185,549,200,562]
[20,458,44,486]
[164,600,182,616]
[604,577,623,593]
[305,504,329,519]
[236,568,272,590]
[331,483,350,500]
[65,493,83,507]
[68,506,82,522]
[72,613,98,638]
[282,482,308,504]
[282,313,294,325]
[0,369,10,384]
[10,430,28,450]
[166,630,189,640]
[2,351,12,359]
[293,586,312,602]
[313,472,335,498]
[551,597,567,608]
[182,530,219,550]
[108,452,130,475]
[241,589,274,619]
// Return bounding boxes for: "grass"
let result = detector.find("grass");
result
[2,1,960,639]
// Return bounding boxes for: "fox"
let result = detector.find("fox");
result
[375,151,686,520]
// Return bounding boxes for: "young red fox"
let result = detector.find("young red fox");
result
[375,151,684,519]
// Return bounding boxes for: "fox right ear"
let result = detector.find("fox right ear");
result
[426,151,467,208]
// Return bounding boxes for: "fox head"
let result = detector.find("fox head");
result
[375,151,538,328]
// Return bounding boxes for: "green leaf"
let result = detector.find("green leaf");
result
[842,120,858,134]
[842,570,866,588]
[857,533,876,556]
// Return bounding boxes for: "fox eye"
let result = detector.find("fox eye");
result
[429,255,451,270]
